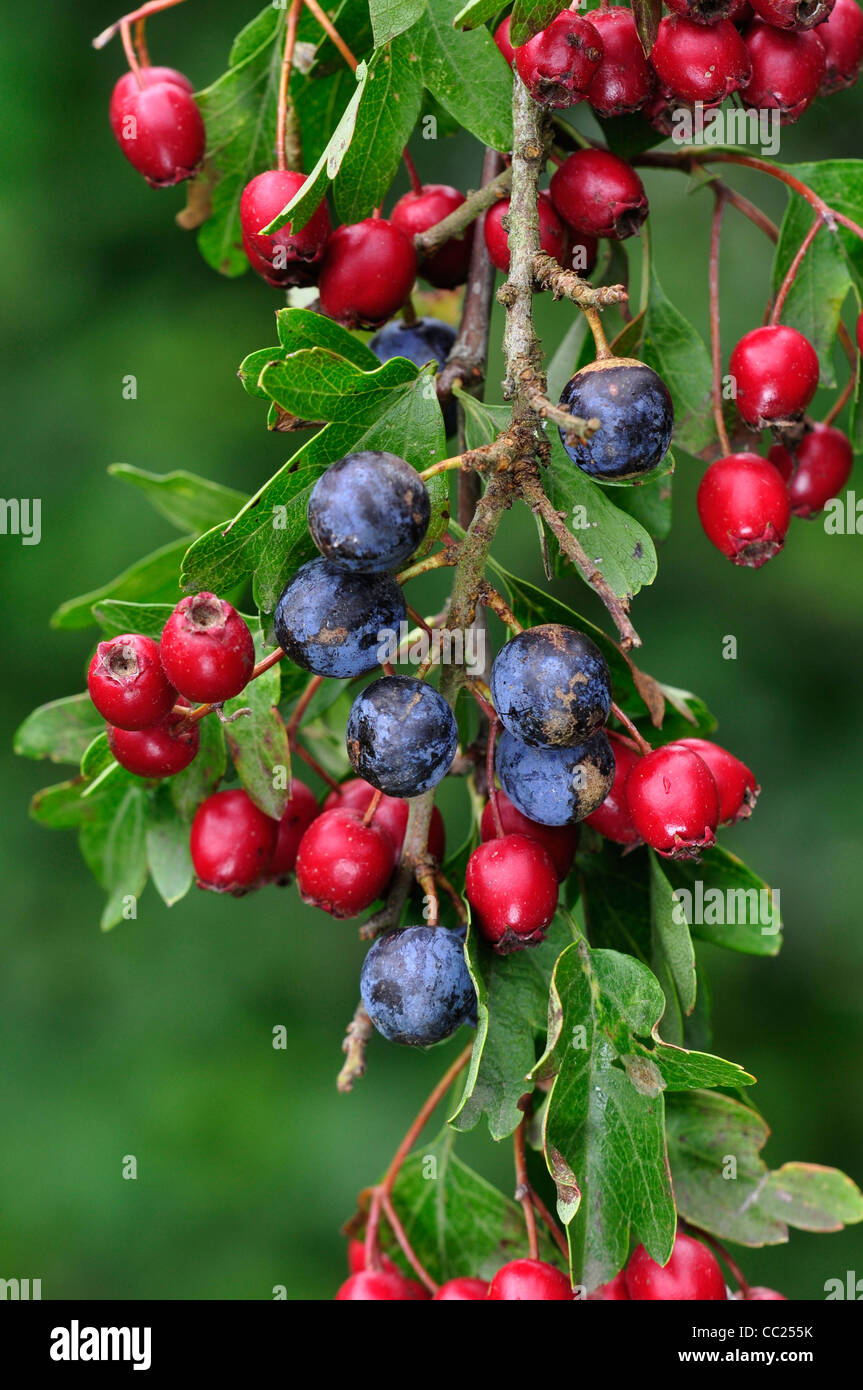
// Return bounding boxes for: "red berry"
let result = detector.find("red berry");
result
[480,790,578,880]
[698,453,792,567]
[107,708,200,779]
[239,170,331,287]
[391,184,473,289]
[550,149,648,241]
[664,0,743,22]
[584,732,642,845]
[588,1270,630,1300]
[494,15,516,64]
[432,1277,490,1300]
[749,0,835,29]
[318,219,417,329]
[669,738,759,824]
[625,745,720,860]
[268,780,319,882]
[323,778,446,866]
[768,422,854,518]
[650,17,752,104]
[465,833,559,954]
[295,807,394,918]
[587,9,654,117]
[741,20,827,122]
[336,1270,429,1300]
[88,633,177,731]
[515,12,605,108]
[160,593,255,705]
[626,1234,727,1301]
[190,789,278,895]
[819,0,863,92]
[484,192,568,272]
[746,1286,787,1300]
[109,71,205,187]
[488,1258,573,1301]
[729,325,820,427]
[347,1239,399,1276]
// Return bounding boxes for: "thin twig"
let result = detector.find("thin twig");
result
[532,251,628,310]
[709,189,731,458]
[337,1001,373,1093]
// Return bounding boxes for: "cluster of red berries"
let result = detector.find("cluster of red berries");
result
[338,1233,785,1300]
[698,323,855,568]
[496,0,863,132]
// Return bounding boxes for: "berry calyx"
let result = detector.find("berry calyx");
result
[488,1258,573,1301]
[295,807,394,918]
[626,1234,727,1301]
[484,192,568,273]
[346,676,458,798]
[697,452,792,568]
[490,624,612,747]
[318,219,417,329]
[819,0,863,92]
[480,789,578,880]
[432,1277,490,1300]
[109,70,205,187]
[87,633,177,731]
[159,594,255,704]
[336,1270,429,1300]
[559,358,674,479]
[324,778,446,865]
[239,170,331,287]
[550,148,648,241]
[514,12,605,108]
[588,1270,630,1300]
[748,0,835,29]
[496,729,616,826]
[624,745,720,860]
[650,17,752,104]
[587,9,654,117]
[664,0,743,22]
[494,15,516,64]
[741,20,827,122]
[268,780,319,883]
[584,731,642,845]
[106,709,200,779]
[360,925,476,1046]
[391,184,473,289]
[465,833,560,953]
[669,738,759,825]
[273,559,406,679]
[190,789,279,895]
[729,324,820,426]
[307,450,430,573]
[768,422,854,518]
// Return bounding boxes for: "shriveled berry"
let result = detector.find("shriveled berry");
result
[485,192,568,273]
[336,1270,428,1300]
[741,20,827,122]
[273,559,406,679]
[488,1259,573,1301]
[490,624,612,747]
[650,16,752,103]
[669,738,759,824]
[588,1270,630,1300]
[730,325,819,427]
[584,732,642,845]
[515,12,605,108]
[550,148,648,241]
[466,833,559,953]
[346,676,458,798]
[749,0,835,29]
[239,169,331,287]
[324,778,446,865]
[360,925,476,1046]
[160,594,255,704]
[698,452,792,567]
[88,633,177,731]
[295,807,394,918]
[625,745,720,859]
[318,219,416,329]
[480,789,578,880]
[626,1234,727,1301]
[496,729,615,827]
[768,422,854,518]
[559,358,674,479]
[307,450,430,573]
[819,0,863,92]
[587,9,654,116]
[109,71,205,187]
[107,709,200,778]
[391,184,473,289]
[433,1278,490,1300]
[268,780,319,882]
[190,789,278,894]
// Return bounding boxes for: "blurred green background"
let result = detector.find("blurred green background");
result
[2,0,862,1301]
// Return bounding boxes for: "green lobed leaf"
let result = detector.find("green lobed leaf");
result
[454,392,510,451]
[170,714,227,822]
[51,536,192,632]
[663,845,782,957]
[79,782,149,932]
[370,0,428,46]
[14,694,104,765]
[276,307,380,368]
[612,471,673,543]
[91,601,174,641]
[642,264,714,455]
[649,850,696,1038]
[294,66,358,173]
[509,0,562,46]
[223,621,290,819]
[107,465,246,535]
[452,0,500,29]
[146,785,194,907]
[259,351,419,425]
[333,38,423,224]
[417,0,513,151]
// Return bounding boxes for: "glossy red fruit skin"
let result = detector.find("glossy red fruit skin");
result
[588,1270,630,1300]
[107,710,200,778]
[336,1270,429,1300]
[240,170,331,287]
[324,778,446,866]
[626,1234,727,1301]
[347,1239,399,1276]
[651,17,752,103]
[268,780,319,882]
[484,192,567,272]
[515,12,605,108]
[391,184,473,289]
[160,593,255,704]
[768,423,854,518]
[730,325,820,427]
[625,746,720,860]
[550,149,648,241]
[746,1286,788,1300]
[741,21,827,121]
[318,220,417,329]
[190,789,278,894]
[480,790,578,881]
[88,633,177,731]
[587,9,654,116]
[820,0,863,92]
[488,1259,573,1301]
[465,833,560,953]
[109,67,193,130]
[698,453,792,567]
[669,738,759,825]
[494,15,516,64]
[109,77,205,187]
[584,732,642,845]
[433,1277,490,1300]
[749,0,835,29]
[295,807,394,918]
[664,0,741,22]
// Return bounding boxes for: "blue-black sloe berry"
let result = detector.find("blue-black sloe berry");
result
[274,559,405,678]
[559,357,673,480]
[496,728,615,826]
[346,675,458,797]
[360,925,476,1046]
[307,450,431,574]
[490,623,612,747]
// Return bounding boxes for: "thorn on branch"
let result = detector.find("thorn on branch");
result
[532,251,629,310]
[337,1001,373,1093]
